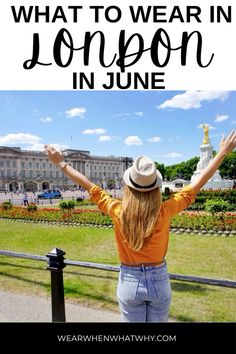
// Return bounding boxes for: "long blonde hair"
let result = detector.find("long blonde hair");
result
[120,185,162,251]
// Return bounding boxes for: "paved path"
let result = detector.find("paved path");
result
[0,291,121,322]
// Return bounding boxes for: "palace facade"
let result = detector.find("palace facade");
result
[0,146,133,192]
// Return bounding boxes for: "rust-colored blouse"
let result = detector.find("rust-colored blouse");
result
[90,185,196,264]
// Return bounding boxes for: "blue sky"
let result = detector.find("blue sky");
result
[0,90,235,165]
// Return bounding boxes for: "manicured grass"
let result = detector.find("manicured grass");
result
[166,234,236,321]
[0,220,235,322]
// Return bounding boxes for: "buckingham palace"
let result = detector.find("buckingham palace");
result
[0,146,133,192]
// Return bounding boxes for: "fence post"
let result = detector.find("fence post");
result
[46,248,66,322]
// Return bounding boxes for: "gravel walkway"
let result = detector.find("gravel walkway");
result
[0,290,120,322]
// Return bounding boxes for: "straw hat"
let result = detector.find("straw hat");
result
[123,155,163,192]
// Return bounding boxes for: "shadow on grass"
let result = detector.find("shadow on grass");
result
[174,313,195,322]
[63,284,118,306]
[0,261,118,306]
[170,281,217,322]
[0,269,118,307]
[0,261,220,296]
[171,280,216,294]
[0,260,118,280]
[64,269,118,281]
[0,262,220,313]
[0,271,47,288]
[0,260,46,271]
[39,276,118,306]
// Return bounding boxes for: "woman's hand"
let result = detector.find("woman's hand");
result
[44,145,64,165]
[44,144,93,192]
[219,130,236,155]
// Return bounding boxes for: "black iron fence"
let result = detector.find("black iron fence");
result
[0,248,235,322]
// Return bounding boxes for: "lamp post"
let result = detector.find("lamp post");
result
[124,157,129,169]
[123,156,132,170]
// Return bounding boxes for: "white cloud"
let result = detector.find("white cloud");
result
[198,124,216,130]
[148,136,161,143]
[215,115,229,123]
[99,135,112,142]
[164,152,183,158]
[26,143,45,151]
[51,144,68,151]
[113,111,144,118]
[158,91,229,110]
[65,107,86,118]
[125,136,143,145]
[26,143,68,151]
[40,116,52,123]
[0,133,42,145]
[82,128,106,135]
[135,112,144,117]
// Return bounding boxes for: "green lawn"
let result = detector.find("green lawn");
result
[0,220,235,322]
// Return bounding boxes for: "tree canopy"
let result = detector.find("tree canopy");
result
[219,151,236,179]
[156,151,236,181]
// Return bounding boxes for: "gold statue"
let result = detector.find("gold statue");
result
[202,124,210,145]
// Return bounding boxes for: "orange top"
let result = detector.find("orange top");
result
[90,185,196,264]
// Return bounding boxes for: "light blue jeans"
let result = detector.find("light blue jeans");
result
[117,261,171,322]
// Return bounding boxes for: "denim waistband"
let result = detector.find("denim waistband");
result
[120,260,166,272]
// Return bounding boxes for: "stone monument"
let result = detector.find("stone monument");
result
[191,124,221,182]
[191,124,233,189]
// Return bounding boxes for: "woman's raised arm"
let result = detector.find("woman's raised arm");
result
[44,144,94,192]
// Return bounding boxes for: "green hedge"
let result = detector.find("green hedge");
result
[161,189,236,211]
[196,189,236,204]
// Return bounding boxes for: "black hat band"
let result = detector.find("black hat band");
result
[129,175,158,189]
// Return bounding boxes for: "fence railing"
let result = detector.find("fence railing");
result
[0,248,236,322]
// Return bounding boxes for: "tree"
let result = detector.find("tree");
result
[155,162,166,179]
[164,164,178,181]
[219,152,236,179]
[155,151,235,182]
[159,156,199,181]
[182,156,199,180]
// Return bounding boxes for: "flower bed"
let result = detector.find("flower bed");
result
[171,211,236,231]
[0,205,235,232]
[0,205,111,226]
